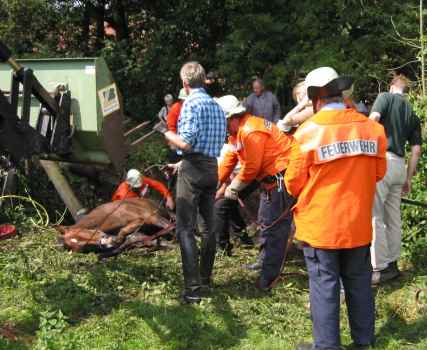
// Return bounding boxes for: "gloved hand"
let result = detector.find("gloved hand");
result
[165,161,181,175]
[224,177,248,200]
[153,121,168,134]
[277,118,292,132]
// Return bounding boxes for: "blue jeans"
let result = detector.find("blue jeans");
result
[303,245,375,349]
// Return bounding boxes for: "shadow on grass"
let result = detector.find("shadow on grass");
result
[127,297,247,350]
[32,273,123,324]
[376,304,427,348]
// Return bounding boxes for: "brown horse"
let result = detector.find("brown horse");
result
[55,198,173,252]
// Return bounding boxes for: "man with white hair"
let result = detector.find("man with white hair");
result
[157,61,227,304]
[285,67,387,350]
[244,78,281,123]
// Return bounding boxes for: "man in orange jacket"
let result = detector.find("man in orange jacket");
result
[112,169,175,210]
[216,95,294,290]
[285,67,387,350]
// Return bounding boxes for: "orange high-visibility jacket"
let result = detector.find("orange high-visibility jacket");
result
[112,176,172,202]
[218,114,294,183]
[167,101,183,133]
[285,108,387,249]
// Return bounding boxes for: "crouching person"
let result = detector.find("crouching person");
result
[285,67,387,350]
[216,95,294,290]
[112,169,175,210]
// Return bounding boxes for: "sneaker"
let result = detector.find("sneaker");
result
[180,290,202,304]
[295,343,312,350]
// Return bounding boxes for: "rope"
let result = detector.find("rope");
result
[0,194,50,227]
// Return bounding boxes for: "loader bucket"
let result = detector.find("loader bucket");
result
[0,57,127,171]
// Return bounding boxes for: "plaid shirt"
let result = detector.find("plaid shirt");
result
[178,88,226,157]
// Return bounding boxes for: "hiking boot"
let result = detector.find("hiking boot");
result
[372,263,400,285]
[295,343,312,350]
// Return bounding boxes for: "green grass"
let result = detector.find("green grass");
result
[0,229,427,350]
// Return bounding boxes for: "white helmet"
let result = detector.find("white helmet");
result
[126,169,142,188]
[215,95,246,119]
[305,67,353,100]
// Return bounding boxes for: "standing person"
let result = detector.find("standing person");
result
[286,67,387,350]
[369,75,423,284]
[158,94,174,123]
[244,78,281,123]
[156,61,226,304]
[216,95,294,290]
[166,88,188,133]
[277,81,314,132]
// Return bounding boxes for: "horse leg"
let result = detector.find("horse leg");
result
[113,219,144,245]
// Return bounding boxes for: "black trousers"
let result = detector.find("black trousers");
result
[214,198,245,246]
[175,154,218,292]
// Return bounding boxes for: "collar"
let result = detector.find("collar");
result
[321,102,346,111]
[189,87,206,95]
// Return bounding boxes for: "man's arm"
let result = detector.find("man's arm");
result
[284,142,311,197]
[403,144,422,194]
[223,132,266,200]
[143,176,172,200]
[369,93,388,122]
[237,132,267,182]
[218,149,239,184]
[165,131,191,151]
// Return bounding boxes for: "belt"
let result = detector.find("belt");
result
[260,170,286,193]
[182,153,216,161]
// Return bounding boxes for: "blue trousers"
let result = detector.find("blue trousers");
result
[303,245,375,349]
[257,187,292,288]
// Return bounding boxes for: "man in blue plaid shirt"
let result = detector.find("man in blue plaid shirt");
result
[163,61,226,303]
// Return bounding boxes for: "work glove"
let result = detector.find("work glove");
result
[224,177,248,200]
[277,118,292,133]
[165,161,182,175]
[153,120,168,134]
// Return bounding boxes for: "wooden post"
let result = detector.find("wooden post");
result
[39,160,84,222]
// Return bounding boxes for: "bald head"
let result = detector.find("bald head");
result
[253,78,265,97]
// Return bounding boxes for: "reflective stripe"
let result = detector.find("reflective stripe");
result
[317,139,378,161]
